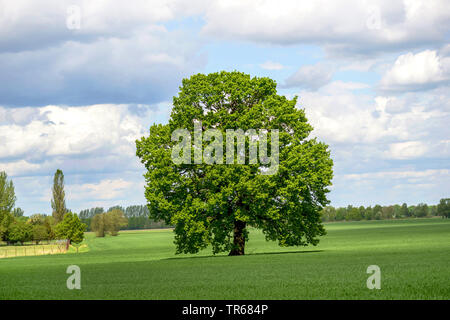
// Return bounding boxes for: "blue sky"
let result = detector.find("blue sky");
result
[0,0,449,215]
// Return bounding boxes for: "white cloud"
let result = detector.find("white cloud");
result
[384,141,428,159]
[296,80,450,188]
[299,80,449,147]
[0,105,139,158]
[0,160,41,176]
[201,0,450,55]
[67,178,133,201]
[284,63,334,90]
[0,27,205,106]
[260,61,284,70]
[342,168,449,181]
[0,1,206,107]
[0,104,168,177]
[0,0,203,52]
[380,50,450,91]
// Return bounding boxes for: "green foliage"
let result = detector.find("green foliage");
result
[79,205,170,231]
[28,213,46,225]
[437,198,450,218]
[136,71,333,255]
[7,220,33,244]
[55,211,86,245]
[91,213,107,237]
[413,203,429,217]
[91,209,128,237]
[51,169,66,223]
[43,215,57,240]
[12,207,24,217]
[401,203,410,217]
[32,224,48,244]
[0,171,16,217]
[105,209,128,236]
[320,200,446,222]
[0,211,15,241]
[0,173,17,241]
[346,205,362,221]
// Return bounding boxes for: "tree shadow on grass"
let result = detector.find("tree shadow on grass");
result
[164,250,324,261]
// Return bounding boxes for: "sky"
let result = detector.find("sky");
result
[0,0,449,215]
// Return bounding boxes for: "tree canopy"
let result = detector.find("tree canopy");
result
[0,171,16,216]
[51,169,66,223]
[437,198,450,218]
[136,71,333,255]
[91,209,128,237]
[55,211,86,245]
[0,171,16,241]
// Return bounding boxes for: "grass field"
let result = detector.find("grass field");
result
[0,218,449,299]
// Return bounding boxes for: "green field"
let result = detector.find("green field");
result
[1,218,449,299]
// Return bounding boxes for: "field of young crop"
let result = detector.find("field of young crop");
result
[1,218,449,300]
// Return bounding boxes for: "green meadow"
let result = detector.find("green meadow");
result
[1,218,449,299]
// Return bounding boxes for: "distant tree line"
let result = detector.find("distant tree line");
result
[320,199,450,222]
[79,205,172,231]
[0,170,86,248]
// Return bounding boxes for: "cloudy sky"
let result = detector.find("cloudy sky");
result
[1,0,449,215]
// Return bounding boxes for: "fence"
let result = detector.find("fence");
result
[0,240,69,259]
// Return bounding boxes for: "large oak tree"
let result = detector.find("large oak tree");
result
[136,71,333,255]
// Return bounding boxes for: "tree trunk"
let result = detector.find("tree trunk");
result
[229,220,246,256]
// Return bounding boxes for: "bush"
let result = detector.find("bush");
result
[32,225,48,244]
[7,220,33,244]
[91,209,128,237]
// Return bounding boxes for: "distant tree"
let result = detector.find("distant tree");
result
[51,169,67,223]
[108,205,125,213]
[28,214,46,225]
[392,204,401,218]
[105,209,128,236]
[12,207,24,217]
[55,212,86,249]
[43,215,56,240]
[335,207,346,221]
[0,171,16,216]
[365,206,373,220]
[91,210,128,236]
[437,198,450,218]
[408,205,415,217]
[381,206,394,219]
[321,206,336,221]
[347,205,362,221]
[400,203,409,217]
[413,203,428,217]
[32,225,48,244]
[0,211,15,241]
[358,206,366,219]
[7,220,33,244]
[79,207,105,231]
[91,213,107,237]
[0,172,17,241]
[372,205,382,220]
